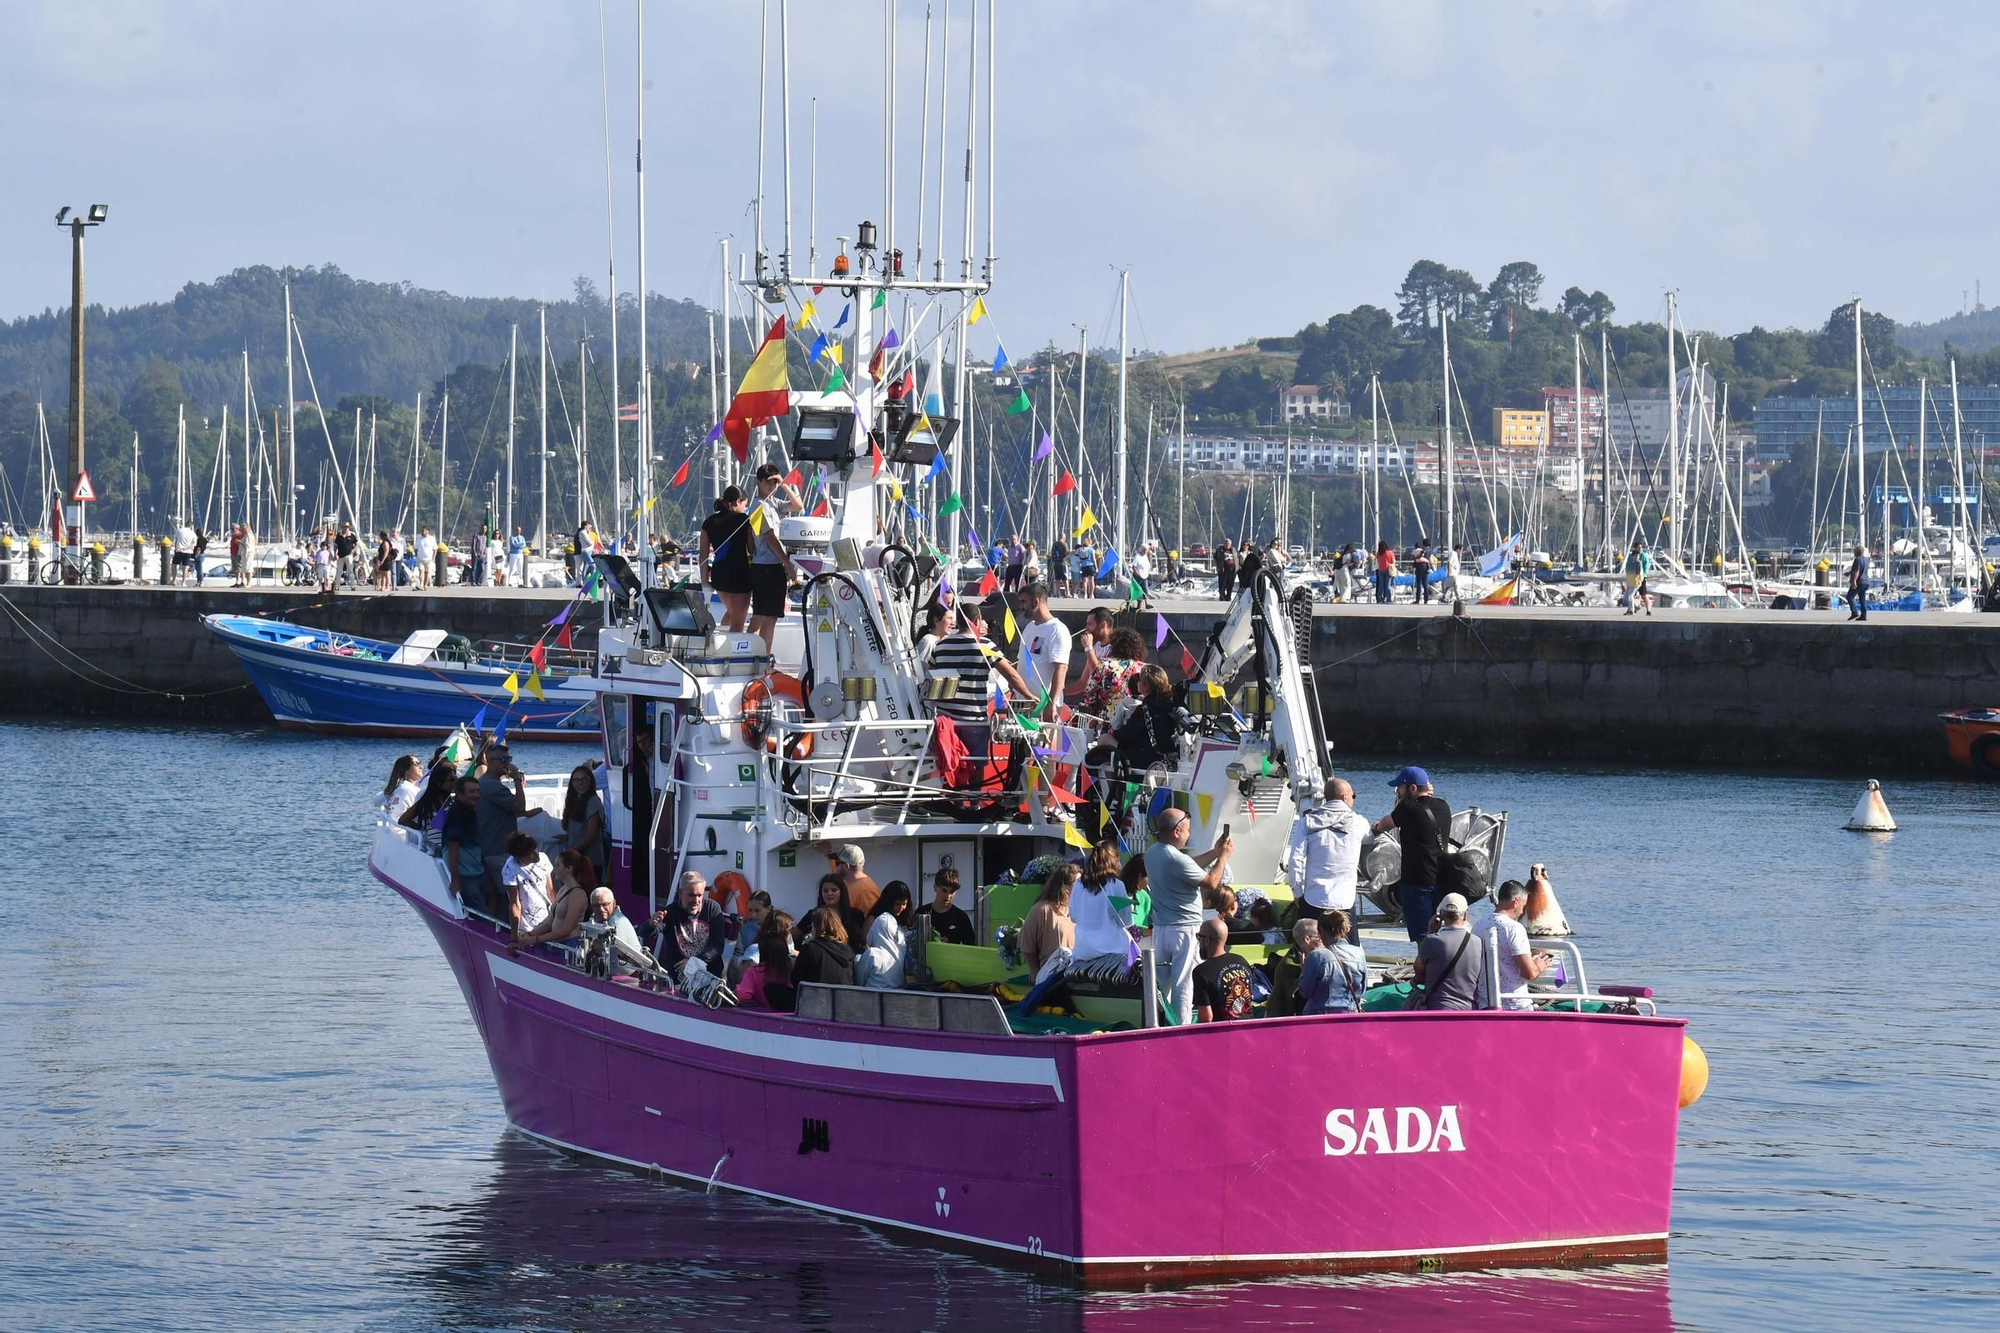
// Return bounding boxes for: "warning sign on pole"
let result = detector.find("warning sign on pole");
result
[72,470,96,503]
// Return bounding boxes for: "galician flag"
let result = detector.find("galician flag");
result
[722,316,792,464]
[1477,532,1523,578]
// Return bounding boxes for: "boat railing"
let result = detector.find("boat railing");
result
[468,638,595,674]
[794,982,1012,1035]
[1487,935,1658,1016]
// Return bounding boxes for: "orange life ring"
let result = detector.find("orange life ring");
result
[742,671,815,759]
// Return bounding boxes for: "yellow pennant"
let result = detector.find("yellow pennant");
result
[525,671,545,701]
[1206,680,1223,700]
[748,503,766,534]
[799,299,817,327]
[828,343,843,366]
[889,478,904,501]
[1196,792,1213,826]
[968,296,989,326]
[1002,608,1018,642]
[1063,820,1092,850]
[502,672,520,703]
[914,413,934,435]
[1074,508,1098,539]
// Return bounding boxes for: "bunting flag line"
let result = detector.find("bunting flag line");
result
[977,567,998,597]
[798,299,817,327]
[832,304,851,330]
[808,333,829,363]
[1033,431,1054,462]
[825,364,847,392]
[870,441,884,476]
[503,672,521,703]
[993,343,1010,374]
[1006,389,1032,415]
[968,296,989,325]
[1155,614,1169,649]
[529,641,547,672]
[1002,608,1019,643]
[924,448,946,483]
[880,326,901,352]
[1052,468,1076,496]
[669,457,690,487]
[1096,547,1118,579]
[938,491,963,516]
[721,315,791,463]
[525,671,545,702]
[871,289,886,310]
[1074,508,1098,538]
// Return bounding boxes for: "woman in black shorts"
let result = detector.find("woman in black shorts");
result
[699,487,755,631]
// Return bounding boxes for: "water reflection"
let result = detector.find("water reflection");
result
[392,1135,1677,1333]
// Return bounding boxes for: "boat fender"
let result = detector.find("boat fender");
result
[742,672,816,760]
[1971,733,2000,779]
[1842,778,1897,832]
[1679,1036,1709,1109]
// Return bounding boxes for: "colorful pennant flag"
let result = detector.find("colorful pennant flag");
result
[993,343,1010,374]
[825,364,847,391]
[870,441,884,476]
[470,704,488,734]
[1052,469,1076,496]
[1063,820,1093,850]
[1154,614,1169,649]
[1033,431,1054,462]
[968,296,989,325]
[529,641,547,672]
[547,603,572,627]
[1002,608,1019,642]
[556,623,574,650]
[977,567,998,597]
[1181,648,1197,676]
[924,448,946,483]
[1006,389,1032,415]
[783,467,803,487]
[669,457,690,487]
[1074,508,1097,538]
[880,327,901,353]
[704,421,724,444]
[832,304,851,330]
[871,289,886,310]
[1206,680,1224,700]
[503,672,521,703]
[798,299,817,327]
[1096,547,1118,578]
[525,671,545,702]
[808,333,828,363]
[748,504,766,535]
[939,491,963,516]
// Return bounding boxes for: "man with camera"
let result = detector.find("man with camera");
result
[1486,872,1560,1011]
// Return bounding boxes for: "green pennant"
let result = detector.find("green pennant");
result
[871,289,886,310]
[825,364,847,391]
[1127,577,1143,604]
[938,490,963,516]
[1006,389,1032,415]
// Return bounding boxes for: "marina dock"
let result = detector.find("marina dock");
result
[0,582,1991,769]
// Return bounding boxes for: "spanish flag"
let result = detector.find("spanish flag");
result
[722,316,791,463]
[1478,579,1517,606]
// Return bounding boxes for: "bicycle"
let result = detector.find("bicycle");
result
[40,546,106,585]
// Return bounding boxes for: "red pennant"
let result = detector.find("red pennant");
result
[1053,469,1077,497]
[869,346,886,379]
[1180,648,1197,676]
[723,418,752,464]
[811,498,830,518]
[783,468,803,487]
[669,457,690,487]
[901,369,915,396]
[529,641,547,672]
[977,568,998,597]
[870,441,884,476]
[557,623,574,649]
[1048,783,1085,806]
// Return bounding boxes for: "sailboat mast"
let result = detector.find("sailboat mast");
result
[438,393,449,541]
[539,306,549,555]
[1371,373,1381,555]
[1115,268,1129,562]
[1600,325,1611,564]
[598,0,621,552]
[1440,310,1453,549]
[1573,333,1584,561]
[1177,393,1186,562]
[578,339,589,527]
[242,350,252,529]
[1854,297,1866,553]
[635,0,653,572]
[284,277,296,541]
[505,322,517,543]
[1665,292,1679,562]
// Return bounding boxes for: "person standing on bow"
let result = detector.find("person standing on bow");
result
[1370,765,1451,943]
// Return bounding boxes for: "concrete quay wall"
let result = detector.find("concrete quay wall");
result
[1,584,1993,771]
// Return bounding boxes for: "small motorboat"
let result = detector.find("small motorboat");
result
[1941,707,2000,778]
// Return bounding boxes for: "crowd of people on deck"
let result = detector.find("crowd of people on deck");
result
[375,718,1559,1029]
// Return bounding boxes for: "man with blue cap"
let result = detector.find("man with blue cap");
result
[1370,765,1452,942]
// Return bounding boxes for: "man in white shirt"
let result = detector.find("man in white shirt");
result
[1483,878,1555,1011]
[1286,777,1369,942]
[1013,583,1070,721]
[415,527,437,589]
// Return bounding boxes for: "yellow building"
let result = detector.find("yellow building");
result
[1491,407,1549,453]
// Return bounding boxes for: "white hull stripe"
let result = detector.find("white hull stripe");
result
[484,953,1064,1101]
[513,1123,1662,1269]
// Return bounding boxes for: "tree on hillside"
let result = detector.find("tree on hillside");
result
[1814,302,1901,372]
[1486,261,1545,328]
[1558,286,1616,328]
[1294,305,1398,400]
[1395,260,1451,334]
[1441,269,1484,325]
[1190,364,1273,422]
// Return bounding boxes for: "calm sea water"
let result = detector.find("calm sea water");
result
[2,717,1996,1332]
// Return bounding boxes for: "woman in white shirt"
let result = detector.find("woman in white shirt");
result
[858,881,915,989]
[1069,842,1139,964]
[501,832,555,937]
[375,755,424,822]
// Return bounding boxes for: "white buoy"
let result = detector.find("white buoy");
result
[1844,779,1897,832]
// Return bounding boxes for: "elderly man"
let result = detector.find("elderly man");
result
[1287,777,1369,944]
[1485,879,1557,1011]
[1412,891,1484,1010]
[651,871,727,976]
[1370,764,1452,943]
[1143,807,1233,1026]
[1191,918,1255,1022]
[822,842,881,915]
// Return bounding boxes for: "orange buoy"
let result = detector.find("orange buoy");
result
[1679,1035,1709,1109]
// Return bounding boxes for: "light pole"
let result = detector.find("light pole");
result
[55,204,107,545]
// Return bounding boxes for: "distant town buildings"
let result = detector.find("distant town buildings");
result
[1490,408,1548,454]
[1167,435,1409,476]
[1753,385,2000,460]
[1541,386,1605,455]
[1278,385,1351,422]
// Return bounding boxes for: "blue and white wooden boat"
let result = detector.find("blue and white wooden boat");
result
[202,614,598,740]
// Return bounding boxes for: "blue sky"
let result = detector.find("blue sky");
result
[1,0,1990,350]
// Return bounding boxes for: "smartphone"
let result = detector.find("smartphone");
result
[1220,823,1232,841]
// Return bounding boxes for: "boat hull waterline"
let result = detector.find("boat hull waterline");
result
[205,614,595,740]
[374,833,1685,1281]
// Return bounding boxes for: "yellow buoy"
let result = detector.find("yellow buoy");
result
[1679,1036,1709,1109]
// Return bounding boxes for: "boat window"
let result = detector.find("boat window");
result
[601,694,630,771]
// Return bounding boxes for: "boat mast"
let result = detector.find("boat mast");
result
[1808,401,1823,560]
[505,322,517,544]
[635,0,653,571]
[1371,373,1382,555]
[598,0,621,555]
[1573,333,1584,561]
[284,276,296,541]
[577,339,589,527]
[718,239,732,493]
[1115,267,1129,563]
[1440,309,1453,549]
[1950,359,1968,593]
[1917,377,1928,597]
[1665,292,1678,563]
[1853,297,1865,554]
[1176,391,1186,562]
[241,349,252,530]
[947,0,980,556]
[439,393,449,542]
[1600,325,1611,564]
[539,305,549,555]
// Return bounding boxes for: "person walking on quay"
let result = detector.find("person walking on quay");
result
[1412,539,1433,605]
[1373,540,1395,603]
[415,526,436,590]
[1214,540,1237,600]
[1847,544,1870,621]
[228,524,249,587]
[508,526,527,584]
[1623,539,1653,616]
[334,522,359,588]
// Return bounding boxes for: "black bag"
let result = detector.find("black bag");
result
[1437,846,1492,904]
